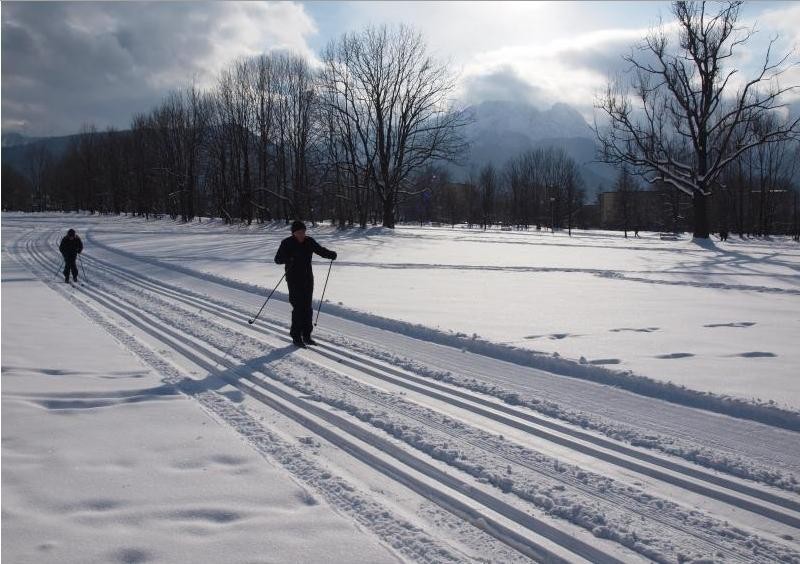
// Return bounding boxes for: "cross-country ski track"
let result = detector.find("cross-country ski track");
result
[5,221,800,563]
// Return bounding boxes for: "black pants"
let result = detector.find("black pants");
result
[288,277,314,339]
[63,256,78,281]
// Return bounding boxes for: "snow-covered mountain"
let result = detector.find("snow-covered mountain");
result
[448,100,617,198]
[465,100,593,141]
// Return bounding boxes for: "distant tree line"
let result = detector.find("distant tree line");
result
[4,110,796,239]
[396,147,587,234]
[601,146,800,240]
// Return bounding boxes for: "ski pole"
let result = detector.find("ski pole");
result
[248,272,286,325]
[314,259,334,327]
[78,254,88,284]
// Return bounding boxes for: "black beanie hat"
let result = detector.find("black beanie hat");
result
[67,229,76,236]
[290,220,306,233]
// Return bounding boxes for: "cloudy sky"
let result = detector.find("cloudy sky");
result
[2,1,799,137]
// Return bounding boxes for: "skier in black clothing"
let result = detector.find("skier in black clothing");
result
[59,228,83,283]
[274,221,337,347]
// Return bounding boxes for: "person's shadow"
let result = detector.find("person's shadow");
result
[175,344,296,402]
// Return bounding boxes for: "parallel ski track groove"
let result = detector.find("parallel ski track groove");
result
[19,229,620,564]
[9,233,480,564]
[24,229,799,563]
[46,230,795,562]
[83,229,800,444]
[74,235,800,527]
[81,230,800,510]
[70,246,774,563]
[28,234,778,563]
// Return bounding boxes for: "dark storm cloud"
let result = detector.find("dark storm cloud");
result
[3,2,177,135]
[1,2,314,136]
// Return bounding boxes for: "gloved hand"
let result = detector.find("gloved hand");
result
[331,251,338,261]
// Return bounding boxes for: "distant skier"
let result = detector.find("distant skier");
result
[59,228,83,283]
[274,221,337,347]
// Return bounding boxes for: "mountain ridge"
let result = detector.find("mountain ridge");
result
[449,100,616,198]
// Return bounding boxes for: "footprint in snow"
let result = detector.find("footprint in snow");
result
[296,490,319,506]
[111,548,151,564]
[704,321,756,328]
[66,498,124,513]
[734,351,777,358]
[588,358,621,365]
[210,454,247,466]
[525,332,580,340]
[169,508,242,523]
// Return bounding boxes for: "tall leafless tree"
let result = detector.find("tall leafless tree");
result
[283,53,317,221]
[251,54,277,221]
[75,124,101,213]
[613,165,638,238]
[596,0,800,238]
[479,163,497,230]
[320,24,469,228]
[25,142,52,211]
[319,33,378,228]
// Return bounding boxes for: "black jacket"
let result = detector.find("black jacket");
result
[59,236,83,260]
[274,236,336,284]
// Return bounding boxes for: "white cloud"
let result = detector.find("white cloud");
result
[749,2,800,103]
[204,3,318,79]
[458,27,648,120]
[313,2,669,118]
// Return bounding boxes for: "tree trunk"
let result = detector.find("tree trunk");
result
[382,194,395,228]
[693,191,710,238]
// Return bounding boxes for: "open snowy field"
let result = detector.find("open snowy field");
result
[1,253,400,563]
[41,212,800,408]
[3,212,800,563]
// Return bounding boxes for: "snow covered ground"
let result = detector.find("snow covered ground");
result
[1,252,399,563]
[80,213,799,408]
[3,212,800,563]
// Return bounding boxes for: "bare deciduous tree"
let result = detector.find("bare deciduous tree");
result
[319,33,378,228]
[596,0,800,238]
[25,142,52,211]
[320,24,469,228]
[479,163,497,230]
[613,165,638,238]
[252,54,277,221]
